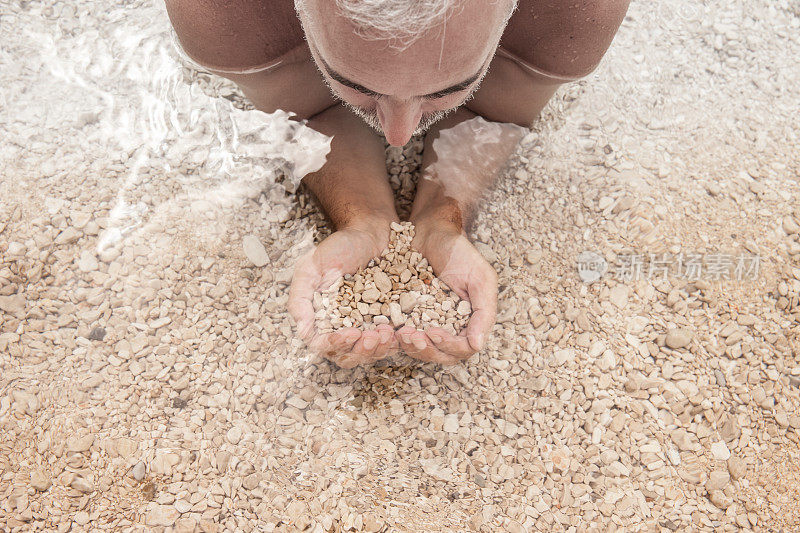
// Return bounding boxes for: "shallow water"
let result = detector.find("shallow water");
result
[1,0,330,257]
[2,0,800,530]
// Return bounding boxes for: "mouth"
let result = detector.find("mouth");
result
[341,102,456,139]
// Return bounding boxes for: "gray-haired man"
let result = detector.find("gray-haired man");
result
[167,0,629,367]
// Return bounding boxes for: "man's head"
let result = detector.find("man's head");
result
[295,0,518,146]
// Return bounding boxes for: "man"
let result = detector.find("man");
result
[166,0,629,368]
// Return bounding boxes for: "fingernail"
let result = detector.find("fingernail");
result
[380,330,392,344]
[428,333,443,344]
[363,337,378,350]
[401,334,412,344]
[476,333,486,350]
[345,331,360,343]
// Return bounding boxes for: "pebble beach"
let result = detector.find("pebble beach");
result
[2,0,800,531]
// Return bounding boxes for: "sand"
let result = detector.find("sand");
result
[1,0,800,531]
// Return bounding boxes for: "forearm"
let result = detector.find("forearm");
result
[303,105,399,232]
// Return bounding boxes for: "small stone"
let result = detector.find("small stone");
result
[174,500,192,515]
[0,294,26,317]
[361,287,381,304]
[70,476,94,493]
[665,328,693,349]
[728,456,747,480]
[388,302,404,328]
[666,449,680,466]
[671,429,695,452]
[553,349,575,366]
[706,470,730,492]
[117,438,138,458]
[87,327,106,341]
[597,350,616,371]
[66,435,95,453]
[30,470,51,492]
[373,270,392,293]
[146,505,179,527]
[443,414,459,433]
[132,461,146,481]
[242,235,269,267]
[783,216,800,235]
[226,426,242,445]
[55,227,82,245]
[175,517,197,532]
[709,490,732,509]
[77,250,99,272]
[576,250,608,283]
[399,293,418,313]
[74,511,90,526]
[609,285,629,308]
[710,440,731,461]
[456,300,472,316]
[242,473,261,490]
[6,241,26,256]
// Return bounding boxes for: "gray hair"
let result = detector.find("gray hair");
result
[295,0,518,50]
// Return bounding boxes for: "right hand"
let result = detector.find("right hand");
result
[288,218,399,368]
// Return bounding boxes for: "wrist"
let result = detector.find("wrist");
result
[340,211,397,252]
[410,201,465,238]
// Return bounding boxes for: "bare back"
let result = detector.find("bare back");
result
[166,0,629,80]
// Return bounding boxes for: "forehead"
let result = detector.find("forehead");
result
[302,0,507,97]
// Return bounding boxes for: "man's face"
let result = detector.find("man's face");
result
[299,0,510,146]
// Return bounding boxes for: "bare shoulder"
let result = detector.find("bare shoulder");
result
[165,0,304,71]
[501,0,631,79]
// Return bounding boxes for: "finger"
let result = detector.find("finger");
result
[310,328,360,360]
[397,326,459,365]
[346,329,383,366]
[425,326,475,360]
[287,253,321,341]
[464,269,498,352]
[373,325,399,359]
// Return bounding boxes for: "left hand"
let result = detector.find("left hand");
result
[396,219,498,364]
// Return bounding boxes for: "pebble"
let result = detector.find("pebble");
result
[132,461,146,481]
[66,434,95,453]
[226,426,242,445]
[373,270,392,293]
[711,440,731,461]
[313,223,469,334]
[709,490,732,509]
[609,285,629,308]
[783,216,800,234]
[116,438,138,458]
[728,456,747,480]
[443,414,459,433]
[665,328,693,349]
[706,470,730,491]
[70,476,94,493]
[671,429,695,451]
[30,470,51,492]
[77,250,99,272]
[3,33,798,533]
[242,235,269,267]
[598,350,617,371]
[174,499,192,514]
[74,511,90,525]
[146,505,179,527]
[0,294,26,316]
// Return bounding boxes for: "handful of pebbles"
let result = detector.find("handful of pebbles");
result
[314,221,471,335]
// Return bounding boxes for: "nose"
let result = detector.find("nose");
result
[377,99,423,147]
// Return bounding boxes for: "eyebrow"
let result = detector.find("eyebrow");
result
[318,55,486,99]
